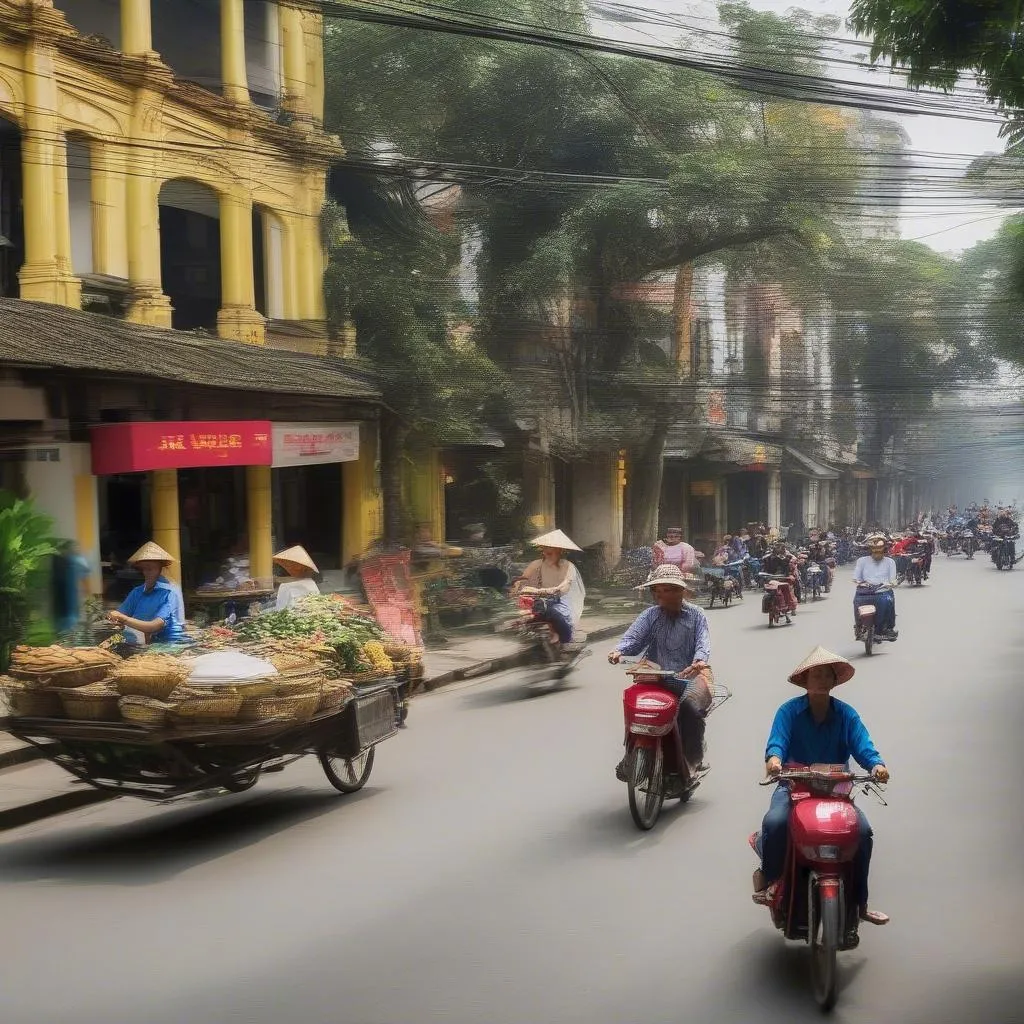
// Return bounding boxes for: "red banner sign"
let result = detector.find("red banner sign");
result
[90,421,273,475]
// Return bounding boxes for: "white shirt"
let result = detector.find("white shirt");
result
[276,578,320,611]
[853,555,897,586]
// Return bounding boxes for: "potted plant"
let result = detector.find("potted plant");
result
[0,494,58,673]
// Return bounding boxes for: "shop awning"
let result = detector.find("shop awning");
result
[783,446,840,479]
[664,424,710,459]
[0,299,380,402]
[701,432,782,468]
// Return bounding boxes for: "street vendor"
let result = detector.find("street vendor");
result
[274,545,321,611]
[108,542,185,644]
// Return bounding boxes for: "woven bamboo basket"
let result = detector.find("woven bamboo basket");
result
[168,688,244,726]
[266,652,320,673]
[11,663,113,689]
[58,683,121,721]
[113,663,190,700]
[237,690,319,724]
[3,680,64,718]
[273,667,325,695]
[118,696,174,728]
[316,680,354,714]
[350,668,391,686]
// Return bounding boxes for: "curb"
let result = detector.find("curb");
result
[421,621,628,693]
[0,742,58,772]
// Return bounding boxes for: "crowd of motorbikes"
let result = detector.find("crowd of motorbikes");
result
[487,506,1019,1010]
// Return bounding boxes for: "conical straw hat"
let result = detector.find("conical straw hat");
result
[634,564,699,594]
[273,545,319,575]
[788,646,855,687]
[128,541,175,566]
[531,529,582,552]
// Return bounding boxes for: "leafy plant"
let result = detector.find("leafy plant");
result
[0,494,58,672]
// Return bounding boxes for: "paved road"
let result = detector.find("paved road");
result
[2,557,1023,1024]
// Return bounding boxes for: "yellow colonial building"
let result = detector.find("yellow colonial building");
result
[0,0,385,598]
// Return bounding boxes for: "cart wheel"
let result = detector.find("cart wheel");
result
[223,766,261,792]
[320,746,375,793]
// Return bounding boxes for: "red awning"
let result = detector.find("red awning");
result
[91,421,272,475]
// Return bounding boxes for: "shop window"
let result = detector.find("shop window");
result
[247,1,283,109]
[152,0,222,94]
[0,115,23,298]
[66,134,93,276]
[158,178,222,331]
[53,0,121,48]
[254,206,285,319]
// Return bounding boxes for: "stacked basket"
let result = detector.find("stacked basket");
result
[4,645,122,720]
[113,653,191,726]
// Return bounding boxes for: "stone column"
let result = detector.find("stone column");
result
[19,36,80,306]
[220,0,250,105]
[217,188,265,343]
[247,465,273,584]
[121,0,154,55]
[89,141,129,278]
[150,470,181,585]
[768,470,782,534]
[126,173,172,325]
[342,422,383,564]
[281,5,309,115]
[806,478,820,529]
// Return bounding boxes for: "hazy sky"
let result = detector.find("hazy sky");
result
[593,0,1017,254]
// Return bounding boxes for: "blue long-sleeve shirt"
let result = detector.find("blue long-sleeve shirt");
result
[765,695,884,771]
[614,604,711,673]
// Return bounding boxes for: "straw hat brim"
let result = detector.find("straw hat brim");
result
[128,541,175,567]
[531,529,583,553]
[273,545,318,575]
[634,572,701,594]
[788,646,855,687]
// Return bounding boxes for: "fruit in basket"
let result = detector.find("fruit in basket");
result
[362,641,394,673]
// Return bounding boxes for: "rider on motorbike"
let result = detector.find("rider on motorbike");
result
[853,537,898,641]
[763,541,801,608]
[992,508,1018,564]
[511,529,586,648]
[751,646,890,926]
[608,564,712,773]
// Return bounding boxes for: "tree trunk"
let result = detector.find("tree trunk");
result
[379,411,409,546]
[673,262,694,377]
[624,418,671,548]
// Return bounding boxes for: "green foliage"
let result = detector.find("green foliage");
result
[849,0,1024,114]
[0,493,58,672]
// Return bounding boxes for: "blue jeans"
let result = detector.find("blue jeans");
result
[854,589,895,632]
[760,785,873,906]
[534,598,574,643]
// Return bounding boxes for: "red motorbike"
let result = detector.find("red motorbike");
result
[618,663,730,830]
[759,572,796,627]
[750,764,888,1010]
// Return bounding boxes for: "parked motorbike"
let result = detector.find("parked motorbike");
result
[618,662,731,830]
[854,582,895,656]
[704,566,739,609]
[750,764,888,1011]
[759,573,796,627]
[992,534,1018,571]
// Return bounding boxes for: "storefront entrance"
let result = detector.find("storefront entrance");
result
[273,464,342,571]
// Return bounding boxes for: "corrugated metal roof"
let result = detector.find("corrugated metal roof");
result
[0,298,381,402]
[784,446,840,479]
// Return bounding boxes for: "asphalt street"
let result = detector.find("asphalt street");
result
[2,555,1023,1024]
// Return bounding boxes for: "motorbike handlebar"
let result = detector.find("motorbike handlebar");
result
[759,770,881,786]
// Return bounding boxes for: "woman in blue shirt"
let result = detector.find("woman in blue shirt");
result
[752,646,890,926]
[108,541,185,645]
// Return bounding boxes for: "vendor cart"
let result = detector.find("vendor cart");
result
[2,681,400,802]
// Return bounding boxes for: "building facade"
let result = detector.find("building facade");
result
[0,1,385,602]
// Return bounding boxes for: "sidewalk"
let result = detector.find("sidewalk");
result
[420,611,633,690]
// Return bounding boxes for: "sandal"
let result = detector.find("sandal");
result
[859,907,890,925]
